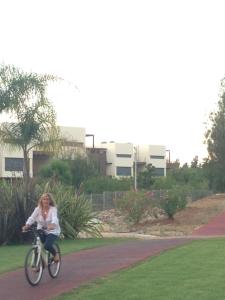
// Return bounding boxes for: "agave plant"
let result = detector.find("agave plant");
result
[0,179,38,245]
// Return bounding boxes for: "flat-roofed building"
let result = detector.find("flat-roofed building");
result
[136,144,166,176]
[100,142,134,177]
[0,126,86,178]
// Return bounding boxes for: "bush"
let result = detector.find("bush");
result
[83,176,132,194]
[39,159,72,185]
[0,179,39,245]
[159,187,187,219]
[115,191,154,224]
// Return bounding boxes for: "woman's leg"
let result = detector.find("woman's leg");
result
[37,229,46,244]
[44,234,58,256]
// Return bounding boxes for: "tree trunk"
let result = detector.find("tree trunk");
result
[23,148,30,199]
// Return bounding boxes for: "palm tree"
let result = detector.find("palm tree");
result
[0,64,62,195]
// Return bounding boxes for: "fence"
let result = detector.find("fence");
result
[85,189,213,211]
[85,191,125,211]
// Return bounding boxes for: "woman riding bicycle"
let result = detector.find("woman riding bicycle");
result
[22,192,60,262]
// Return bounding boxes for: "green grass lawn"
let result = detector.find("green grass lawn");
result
[54,238,225,300]
[0,238,128,274]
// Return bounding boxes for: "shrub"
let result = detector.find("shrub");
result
[39,159,72,185]
[159,187,187,219]
[83,176,132,194]
[115,191,154,224]
[0,179,38,245]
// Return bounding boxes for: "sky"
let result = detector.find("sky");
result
[1,0,225,164]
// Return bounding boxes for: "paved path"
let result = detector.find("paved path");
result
[192,212,225,236]
[0,238,191,300]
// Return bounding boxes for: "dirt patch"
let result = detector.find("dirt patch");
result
[97,194,225,237]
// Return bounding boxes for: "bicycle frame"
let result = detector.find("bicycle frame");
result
[32,234,49,268]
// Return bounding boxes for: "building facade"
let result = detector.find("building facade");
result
[136,145,166,176]
[0,126,86,178]
[100,142,134,177]
[0,125,166,179]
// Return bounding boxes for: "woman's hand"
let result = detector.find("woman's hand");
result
[47,223,56,230]
[22,224,30,232]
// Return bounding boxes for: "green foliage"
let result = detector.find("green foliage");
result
[38,156,100,190]
[0,64,61,193]
[0,64,57,114]
[115,191,153,224]
[202,158,225,192]
[137,164,155,189]
[39,159,72,185]
[151,176,176,190]
[0,180,39,245]
[153,166,209,192]
[159,187,187,219]
[204,79,225,191]
[83,176,132,194]
[69,156,99,190]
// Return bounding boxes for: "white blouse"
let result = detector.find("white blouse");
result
[26,206,61,236]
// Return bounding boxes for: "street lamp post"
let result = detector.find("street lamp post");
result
[134,146,137,191]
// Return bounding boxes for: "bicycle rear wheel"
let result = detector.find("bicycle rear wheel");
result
[24,247,43,286]
[48,243,61,278]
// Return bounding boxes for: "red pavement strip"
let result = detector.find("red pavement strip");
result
[0,239,191,300]
[192,212,225,236]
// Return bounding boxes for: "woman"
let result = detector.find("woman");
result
[22,193,61,262]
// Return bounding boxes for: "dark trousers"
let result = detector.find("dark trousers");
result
[37,230,58,256]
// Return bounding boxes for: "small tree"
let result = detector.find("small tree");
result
[39,159,72,185]
[69,155,99,190]
[159,187,187,219]
[137,164,155,189]
[0,64,61,195]
[191,156,199,168]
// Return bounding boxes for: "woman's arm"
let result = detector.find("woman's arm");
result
[26,207,39,226]
[47,207,59,230]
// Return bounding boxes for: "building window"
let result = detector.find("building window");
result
[153,168,165,176]
[5,158,23,172]
[150,155,165,159]
[116,154,132,158]
[116,167,131,176]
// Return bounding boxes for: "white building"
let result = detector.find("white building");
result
[136,145,166,176]
[0,126,86,178]
[0,124,167,179]
[100,142,134,177]
[0,144,33,178]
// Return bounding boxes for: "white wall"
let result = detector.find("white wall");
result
[60,126,85,143]
[0,144,33,178]
[101,142,134,177]
[136,144,166,176]
[0,126,86,178]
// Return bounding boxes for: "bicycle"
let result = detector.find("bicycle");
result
[23,226,61,286]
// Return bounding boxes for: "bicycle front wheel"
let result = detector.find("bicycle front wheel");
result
[24,247,43,286]
[48,243,61,278]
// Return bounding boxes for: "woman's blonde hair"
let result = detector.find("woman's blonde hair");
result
[38,193,56,209]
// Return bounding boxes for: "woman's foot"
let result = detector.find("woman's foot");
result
[53,253,60,262]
